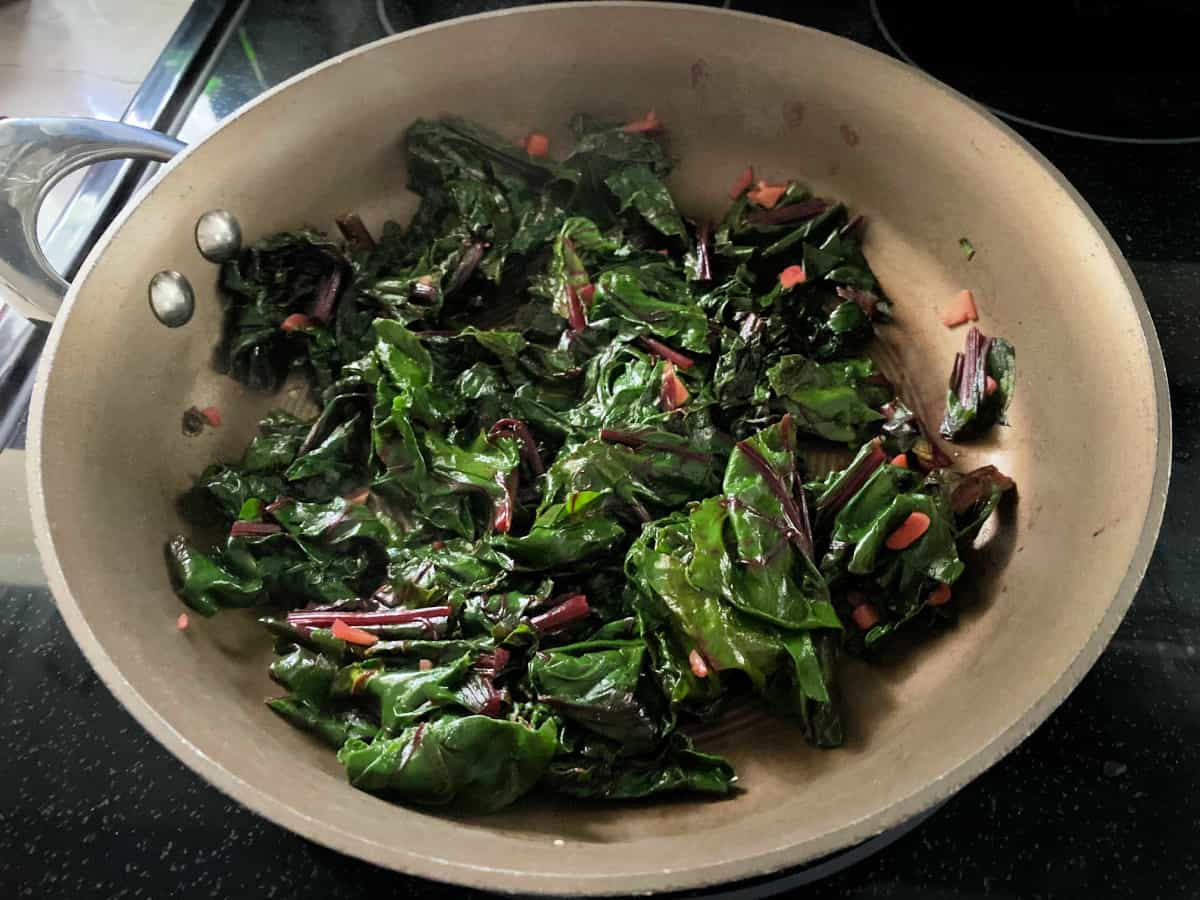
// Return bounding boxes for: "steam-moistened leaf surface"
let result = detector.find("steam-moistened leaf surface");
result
[529,639,659,751]
[940,327,1017,440]
[167,114,1015,814]
[337,715,559,814]
[768,355,890,443]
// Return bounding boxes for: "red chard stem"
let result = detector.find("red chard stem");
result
[530,594,590,633]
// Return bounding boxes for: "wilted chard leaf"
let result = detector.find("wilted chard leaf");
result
[624,507,842,746]
[940,326,1016,440]
[384,536,513,606]
[333,654,475,732]
[541,427,722,519]
[811,439,987,652]
[689,416,838,630]
[267,698,379,748]
[241,410,309,473]
[529,639,659,751]
[217,230,346,392]
[493,489,625,570]
[166,535,263,617]
[459,579,553,638]
[824,465,964,583]
[269,646,338,707]
[271,495,401,547]
[544,730,735,799]
[879,400,951,472]
[337,713,558,814]
[940,463,1016,542]
[604,165,688,239]
[562,338,673,433]
[189,465,286,522]
[592,265,710,353]
[767,354,890,444]
[406,116,563,189]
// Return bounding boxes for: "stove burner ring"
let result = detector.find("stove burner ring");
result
[870,0,1200,145]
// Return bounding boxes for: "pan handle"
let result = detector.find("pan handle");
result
[0,117,184,318]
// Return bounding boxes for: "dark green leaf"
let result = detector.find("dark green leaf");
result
[544,731,735,799]
[604,165,687,239]
[267,697,378,748]
[767,354,889,444]
[704,418,837,628]
[459,581,553,638]
[940,328,1016,440]
[242,410,308,473]
[217,230,344,391]
[337,714,558,813]
[269,646,338,707]
[333,655,473,732]
[529,639,657,751]
[385,537,512,606]
[191,465,285,522]
[592,267,710,353]
[166,535,262,616]
[493,491,625,570]
[541,429,721,517]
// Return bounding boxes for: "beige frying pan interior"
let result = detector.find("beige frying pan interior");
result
[27,4,1169,895]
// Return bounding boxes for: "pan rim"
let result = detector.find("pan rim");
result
[25,2,1172,894]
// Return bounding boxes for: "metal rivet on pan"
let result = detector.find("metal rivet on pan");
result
[149,270,195,327]
[194,209,242,262]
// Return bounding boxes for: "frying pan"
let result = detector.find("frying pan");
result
[0,4,1170,895]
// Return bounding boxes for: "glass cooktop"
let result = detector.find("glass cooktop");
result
[871,0,1200,143]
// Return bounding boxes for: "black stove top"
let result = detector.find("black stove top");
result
[872,0,1200,143]
[2,3,1198,899]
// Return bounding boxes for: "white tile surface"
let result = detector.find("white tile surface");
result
[0,450,41,586]
[0,1,190,549]
[0,0,190,315]
[0,0,191,119]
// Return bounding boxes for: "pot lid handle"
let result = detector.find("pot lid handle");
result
[0,117,184,318]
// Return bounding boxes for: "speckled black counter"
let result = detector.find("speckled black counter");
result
[1,2,1198,898]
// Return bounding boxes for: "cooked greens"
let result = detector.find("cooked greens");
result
[940,325,1016,440]
[168,113,1015,814]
